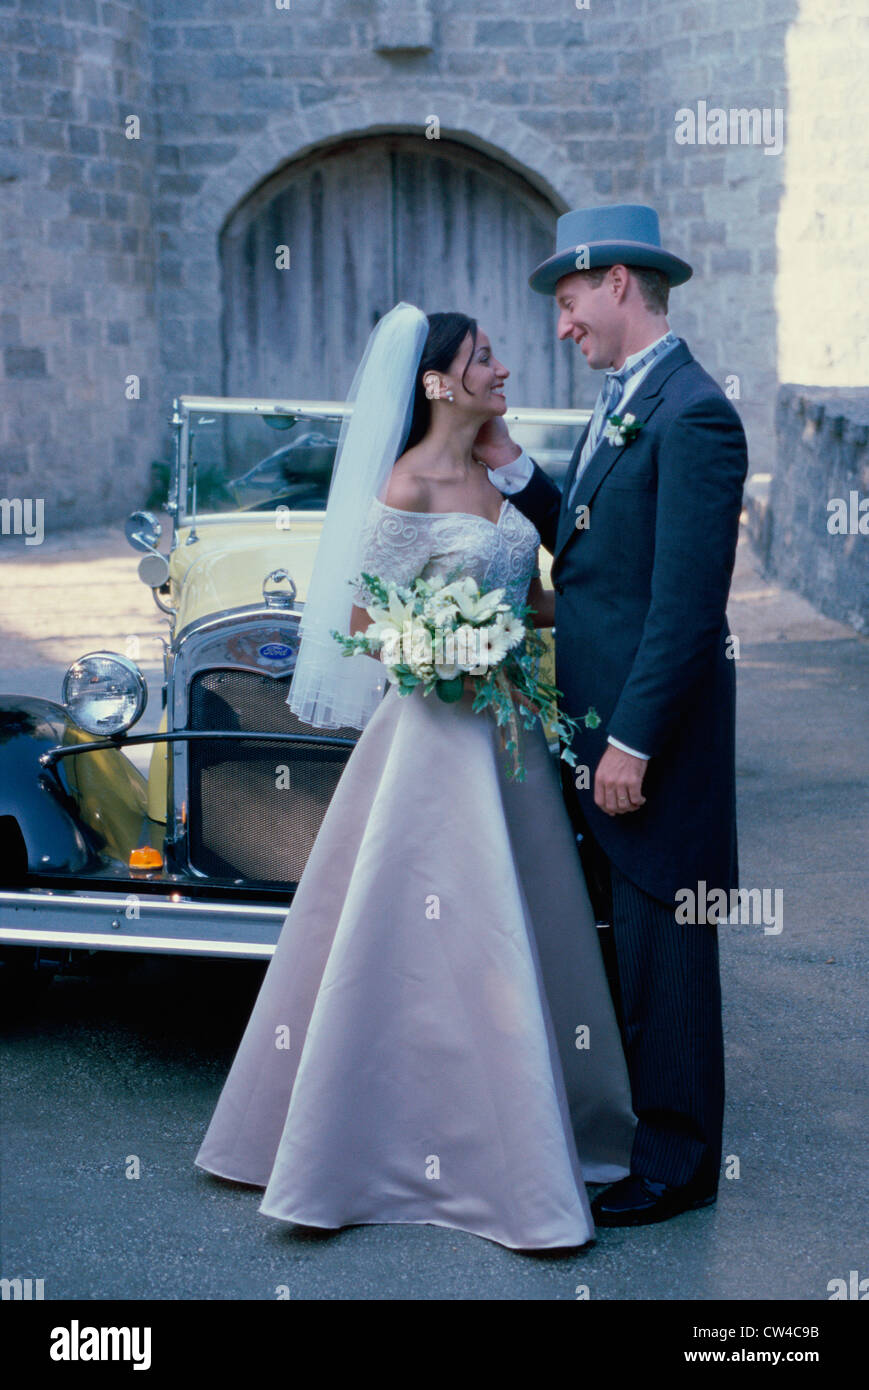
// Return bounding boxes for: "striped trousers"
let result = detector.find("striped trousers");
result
[572,812,725,1192]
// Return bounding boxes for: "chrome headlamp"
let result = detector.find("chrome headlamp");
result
[62,651,148,736]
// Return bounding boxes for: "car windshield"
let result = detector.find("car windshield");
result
[183,410,342,515]
[180,406,583,518]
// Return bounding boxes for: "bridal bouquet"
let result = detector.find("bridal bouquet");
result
[331,570,600,781]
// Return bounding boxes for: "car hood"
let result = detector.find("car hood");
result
[169,516,325,634]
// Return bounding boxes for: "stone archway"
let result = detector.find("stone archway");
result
[219,132,577,408]
[175,92,590,402]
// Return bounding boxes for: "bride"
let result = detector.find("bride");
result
[194,303,636,1250]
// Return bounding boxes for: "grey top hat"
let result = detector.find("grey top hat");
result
[529,203,692,294]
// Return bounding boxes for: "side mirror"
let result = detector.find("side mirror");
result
[125,510,162,554]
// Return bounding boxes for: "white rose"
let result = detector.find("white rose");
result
[451,623,486,673]
[434,657,461,679]
[423,595,459,626]
[405,618,434,677]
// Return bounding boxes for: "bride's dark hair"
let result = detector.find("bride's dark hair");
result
[403,312,478,451]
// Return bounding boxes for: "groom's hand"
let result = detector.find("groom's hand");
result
[472,416,522,470]
[594,745,647,816]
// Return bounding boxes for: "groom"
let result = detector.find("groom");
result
[475,204,749,1226]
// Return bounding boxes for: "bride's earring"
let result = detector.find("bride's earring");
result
[424,372,454,403]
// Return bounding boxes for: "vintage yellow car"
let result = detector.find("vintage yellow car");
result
[0,394,588,979]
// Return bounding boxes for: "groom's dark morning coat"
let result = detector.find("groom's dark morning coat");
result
[516,339,749,907]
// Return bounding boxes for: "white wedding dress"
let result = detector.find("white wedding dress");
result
[195,496,636,1249]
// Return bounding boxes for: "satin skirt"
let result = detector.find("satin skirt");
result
[195,683,636,1250]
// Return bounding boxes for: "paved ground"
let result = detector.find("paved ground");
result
[0,521,866,1300]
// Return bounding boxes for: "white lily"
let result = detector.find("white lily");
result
[442,579,508,623]
[473,591,511,623]
[366,585,414,637]
[421,571,446,592]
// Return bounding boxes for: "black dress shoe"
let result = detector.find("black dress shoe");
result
[591,1174,717,1228]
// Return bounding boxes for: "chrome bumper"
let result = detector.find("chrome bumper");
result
[0,889,288,959]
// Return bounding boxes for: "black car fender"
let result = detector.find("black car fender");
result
[0,695,148,880]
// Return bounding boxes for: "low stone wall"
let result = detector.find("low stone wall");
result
[745,386,869,636]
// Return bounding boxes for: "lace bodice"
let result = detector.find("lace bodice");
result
[351,497,541,612]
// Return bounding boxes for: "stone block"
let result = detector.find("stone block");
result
[531,21,587,49]
[16,50,61,82]
[0,313,21,346]
[68,123,101,155]
[709,246,752,273]
[5,84,48,116]
[69,187,101,216]
[0,444,33,483]
[210,52,267,80]
[103,191,128,219]
[4,347,47,378]
[180,24,236,50]
[473,20,529,48]
[50,286,85,314]
[87,221,118,251]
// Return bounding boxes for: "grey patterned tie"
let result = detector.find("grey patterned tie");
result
[566,332,678,507]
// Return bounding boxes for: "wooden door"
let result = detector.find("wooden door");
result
[220,135,574,409]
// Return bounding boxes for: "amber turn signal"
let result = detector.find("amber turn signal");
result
[129,847,163,869]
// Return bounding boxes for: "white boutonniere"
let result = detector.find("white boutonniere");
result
[603,411,643,447]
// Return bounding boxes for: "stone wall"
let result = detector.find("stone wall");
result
[1,0,866,561]
[749,387,868,633]
[0,0,160,531]
[642,0,796,495]
[146,0,798,483]
[148,0,648,405]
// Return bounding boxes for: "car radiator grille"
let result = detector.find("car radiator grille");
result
[187,669,359,885]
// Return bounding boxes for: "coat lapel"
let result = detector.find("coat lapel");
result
[559,418,592,511]
[553,339,693,564]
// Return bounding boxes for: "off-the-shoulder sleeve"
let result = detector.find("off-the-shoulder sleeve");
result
[351,500,435,608]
